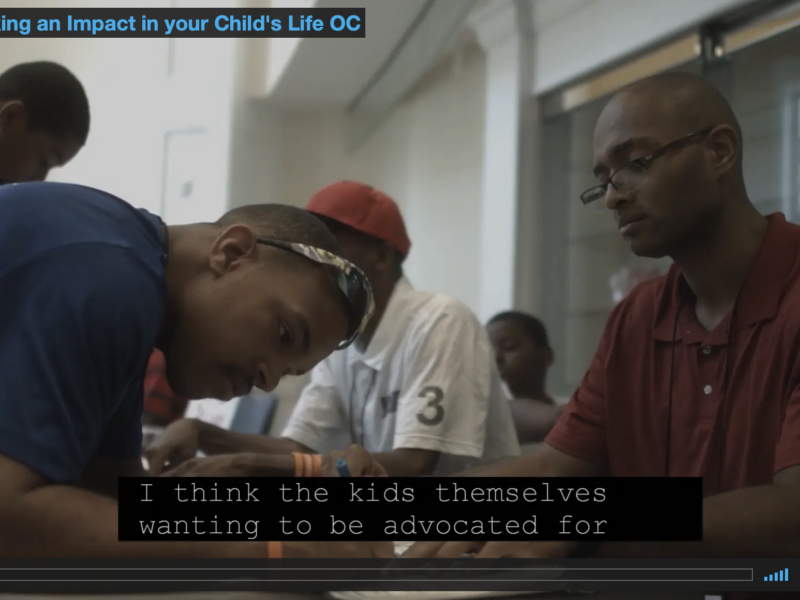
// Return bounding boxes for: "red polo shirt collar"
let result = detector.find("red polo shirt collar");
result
[652,213,799,344]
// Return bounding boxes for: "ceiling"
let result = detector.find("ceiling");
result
[528,0,594,31]
[259,0,602,109]
[263,0,430,109]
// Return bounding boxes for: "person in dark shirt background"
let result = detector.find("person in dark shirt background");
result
[0,61,89,182]
[487,311,562,445]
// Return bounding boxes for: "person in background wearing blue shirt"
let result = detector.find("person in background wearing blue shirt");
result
[0,61,89,183]
[0,182,391,560]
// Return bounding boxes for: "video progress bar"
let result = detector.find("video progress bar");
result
[0,568,754,582]
[531,568,753,582]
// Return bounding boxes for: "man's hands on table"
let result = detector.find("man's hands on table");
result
[322,446,387,477]
[402,540,576,559]
[161,453,266,477]
[160,444,387,478]
[144,418,199,475]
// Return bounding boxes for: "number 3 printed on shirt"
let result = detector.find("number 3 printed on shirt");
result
[416,386,445,426]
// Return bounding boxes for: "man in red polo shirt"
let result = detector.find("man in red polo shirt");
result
[406,71,800,565]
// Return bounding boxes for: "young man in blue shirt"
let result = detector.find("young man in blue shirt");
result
[0,181,388,559]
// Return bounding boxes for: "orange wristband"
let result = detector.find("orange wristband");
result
[311,454,322,477]
[292,452,323,477]
[292,452,304,477]
[267,541,283,559]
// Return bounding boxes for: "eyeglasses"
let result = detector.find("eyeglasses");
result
[256,238,375,350]
[580,128,714,209]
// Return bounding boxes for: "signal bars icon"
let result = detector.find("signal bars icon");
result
[765,569,789,582]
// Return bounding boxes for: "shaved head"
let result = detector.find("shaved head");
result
[590,71,746,258]
[595,71,742,169]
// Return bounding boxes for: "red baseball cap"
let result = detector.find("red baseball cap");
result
[306,181,411,258]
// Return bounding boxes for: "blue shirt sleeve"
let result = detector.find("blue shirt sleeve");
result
[95,384,145,461]
[0,243,164,483]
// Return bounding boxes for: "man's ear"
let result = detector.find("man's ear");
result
[707,124,739,178]
[0,101,27,134]
[208,224,260,276]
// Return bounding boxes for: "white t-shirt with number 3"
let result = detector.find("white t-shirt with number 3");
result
[282,277,521,475]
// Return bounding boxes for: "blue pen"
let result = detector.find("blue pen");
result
[335,458,351,477]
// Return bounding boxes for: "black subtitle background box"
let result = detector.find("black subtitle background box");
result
[119,476,701,542]
[0,8,365,38]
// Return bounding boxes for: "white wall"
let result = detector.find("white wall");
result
[227,30,285,210]
[227,97,284,209]
[270,41,487,313]
[262,0,314,95]
[60,38,167,214]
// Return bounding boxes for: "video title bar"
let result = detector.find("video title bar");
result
[0,8,365,38]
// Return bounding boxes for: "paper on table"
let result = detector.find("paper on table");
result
[394,541,414,556]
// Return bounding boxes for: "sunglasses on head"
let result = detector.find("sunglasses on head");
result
[256,238,375,350]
